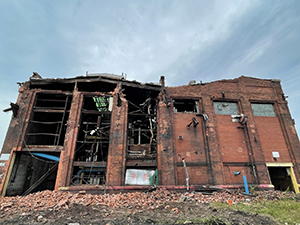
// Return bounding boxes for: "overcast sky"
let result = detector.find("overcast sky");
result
[0,0,300,149]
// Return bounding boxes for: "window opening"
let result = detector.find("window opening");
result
[173,99,199,113]
[251,103,276,117]
[214,102,238,115]
[123,86,160,185]
[25,93,72,146]
[127,96,157,158]
[72,95,112,186]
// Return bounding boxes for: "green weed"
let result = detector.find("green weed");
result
[212,199,300,225]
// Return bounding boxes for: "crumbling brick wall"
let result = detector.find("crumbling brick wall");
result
[1,75,299,196]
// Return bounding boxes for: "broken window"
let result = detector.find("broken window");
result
[25,93,72,146]
[72,95,112,186]
[173,99,199,113]
[214,102,238,115]
[251,103,276,117]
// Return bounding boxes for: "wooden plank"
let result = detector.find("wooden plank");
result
[33,109,65,113]
[126,160,157,167]
[26,133,59,136]
[82,110,112,114]
[37,99,67,102]
[23,146,63,152]
[29,120,62,124]
[73,161,107,167]
[1,152,16,196]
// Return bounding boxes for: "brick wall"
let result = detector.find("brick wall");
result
[173,111,208,185]
[162,76,300,186]
[255,116,290,162]
[1,75,300,192]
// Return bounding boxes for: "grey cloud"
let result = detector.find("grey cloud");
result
[0,0,300,147]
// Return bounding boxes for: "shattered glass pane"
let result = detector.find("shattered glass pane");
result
[251,103,276,117]
[214,102,238,115]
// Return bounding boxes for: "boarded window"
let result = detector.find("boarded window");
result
[214,102,238,115]
[251,103,276,117]
[173,100,199,113]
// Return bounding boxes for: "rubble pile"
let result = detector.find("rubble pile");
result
[0,189,295,216]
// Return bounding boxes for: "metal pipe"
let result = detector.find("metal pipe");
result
[241,120,258,183]
[31,153,59,162]
[182,158,189,191]
[243,175,249,195]
[77,169,106,176]
[138,127,141,144]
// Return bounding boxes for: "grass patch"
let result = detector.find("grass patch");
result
[212,199,300,225]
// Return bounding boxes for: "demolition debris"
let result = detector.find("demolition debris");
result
[0,189,295,215]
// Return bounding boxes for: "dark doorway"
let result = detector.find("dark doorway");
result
[268,167,293,191]
[6,152,59,196]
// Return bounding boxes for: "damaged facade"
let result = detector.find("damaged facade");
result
[0,73,300,196]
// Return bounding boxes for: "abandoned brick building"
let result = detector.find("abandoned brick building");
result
[0,73,299,196]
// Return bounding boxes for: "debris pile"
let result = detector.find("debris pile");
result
[0,189,296,216]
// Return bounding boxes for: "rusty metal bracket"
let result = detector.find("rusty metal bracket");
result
[3,102,20,117]
[187,117,199,129]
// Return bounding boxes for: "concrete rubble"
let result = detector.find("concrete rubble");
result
[0,189,295,217]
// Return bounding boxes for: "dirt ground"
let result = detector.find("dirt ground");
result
[0,201,278,225]
[0,189,289,225]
